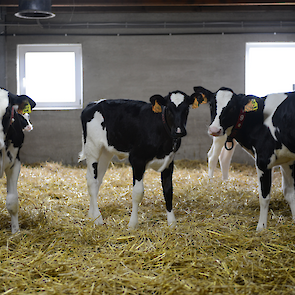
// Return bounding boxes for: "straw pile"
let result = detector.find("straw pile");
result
[0,160,294,294]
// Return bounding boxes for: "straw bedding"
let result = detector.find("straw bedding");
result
[0,160,295,294]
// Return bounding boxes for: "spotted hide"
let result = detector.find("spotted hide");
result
[192,86,295,231]
[79,91,195,228]
[0,88,36,233]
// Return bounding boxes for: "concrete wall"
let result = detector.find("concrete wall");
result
[3,11,295,165]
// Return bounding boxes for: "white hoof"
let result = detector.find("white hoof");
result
[92,214,104,225]
[256,223,266,231]
[128,220,138,229]
[11,226,20,234]
[167,210,176,226]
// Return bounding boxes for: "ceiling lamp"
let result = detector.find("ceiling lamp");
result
[15,0,55,19]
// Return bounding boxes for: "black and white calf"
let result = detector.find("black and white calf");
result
[0,88,36,233]
[192,86,295,230]
[79,91,196,228]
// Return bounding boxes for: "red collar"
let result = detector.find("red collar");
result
[225,109,245,150]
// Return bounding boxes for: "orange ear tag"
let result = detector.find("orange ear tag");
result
[201,93,207,104]
[192,93,207,109]
[192,98,199,109]
[152,100,162,113]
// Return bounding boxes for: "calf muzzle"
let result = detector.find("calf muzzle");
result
[172,127,187,138]
[208,125,223,137]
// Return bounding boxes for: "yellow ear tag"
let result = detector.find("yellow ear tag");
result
[192,98,199,109]
[18,102,31,115]
[152,100,162,113]
[244,99,258,112]
[22,103,32,114]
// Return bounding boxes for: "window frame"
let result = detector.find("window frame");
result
[17,44,83,110]
[245,42,295,97]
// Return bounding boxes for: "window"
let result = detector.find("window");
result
[17,44,83,110]
[245,42,295,97]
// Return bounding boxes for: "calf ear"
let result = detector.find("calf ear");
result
[19,96,36,114]
[192,86,212,109]
[150,94,165,113]
[9,93,36,113]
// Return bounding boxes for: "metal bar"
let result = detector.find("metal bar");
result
[3,20,295,28]
[1,0,295,7]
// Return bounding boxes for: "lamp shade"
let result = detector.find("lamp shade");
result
[15,0,55,19]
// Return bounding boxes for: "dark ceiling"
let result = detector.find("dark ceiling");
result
[1,0,295,13]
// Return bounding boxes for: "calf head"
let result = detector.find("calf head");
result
[0,89,36,149]
[17,113,34,132]
[192,86,239,137]
[150,91,195,138]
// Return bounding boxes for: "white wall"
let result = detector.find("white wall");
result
[4,11,295,165]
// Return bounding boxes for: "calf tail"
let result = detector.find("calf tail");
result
[78,134,86,162]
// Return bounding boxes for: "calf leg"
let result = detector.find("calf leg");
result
[128,179,144,229]
[219,139,236,181]
[208,135,227,179]
[256,167,272,231]
[5,159,21,234]
[86,149,113,225]
[280,163,295,220]
[128,157,145,229]
[161,161,176,226]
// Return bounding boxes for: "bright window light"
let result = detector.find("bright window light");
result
[17,44,83,110]
[245,42,295,97]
